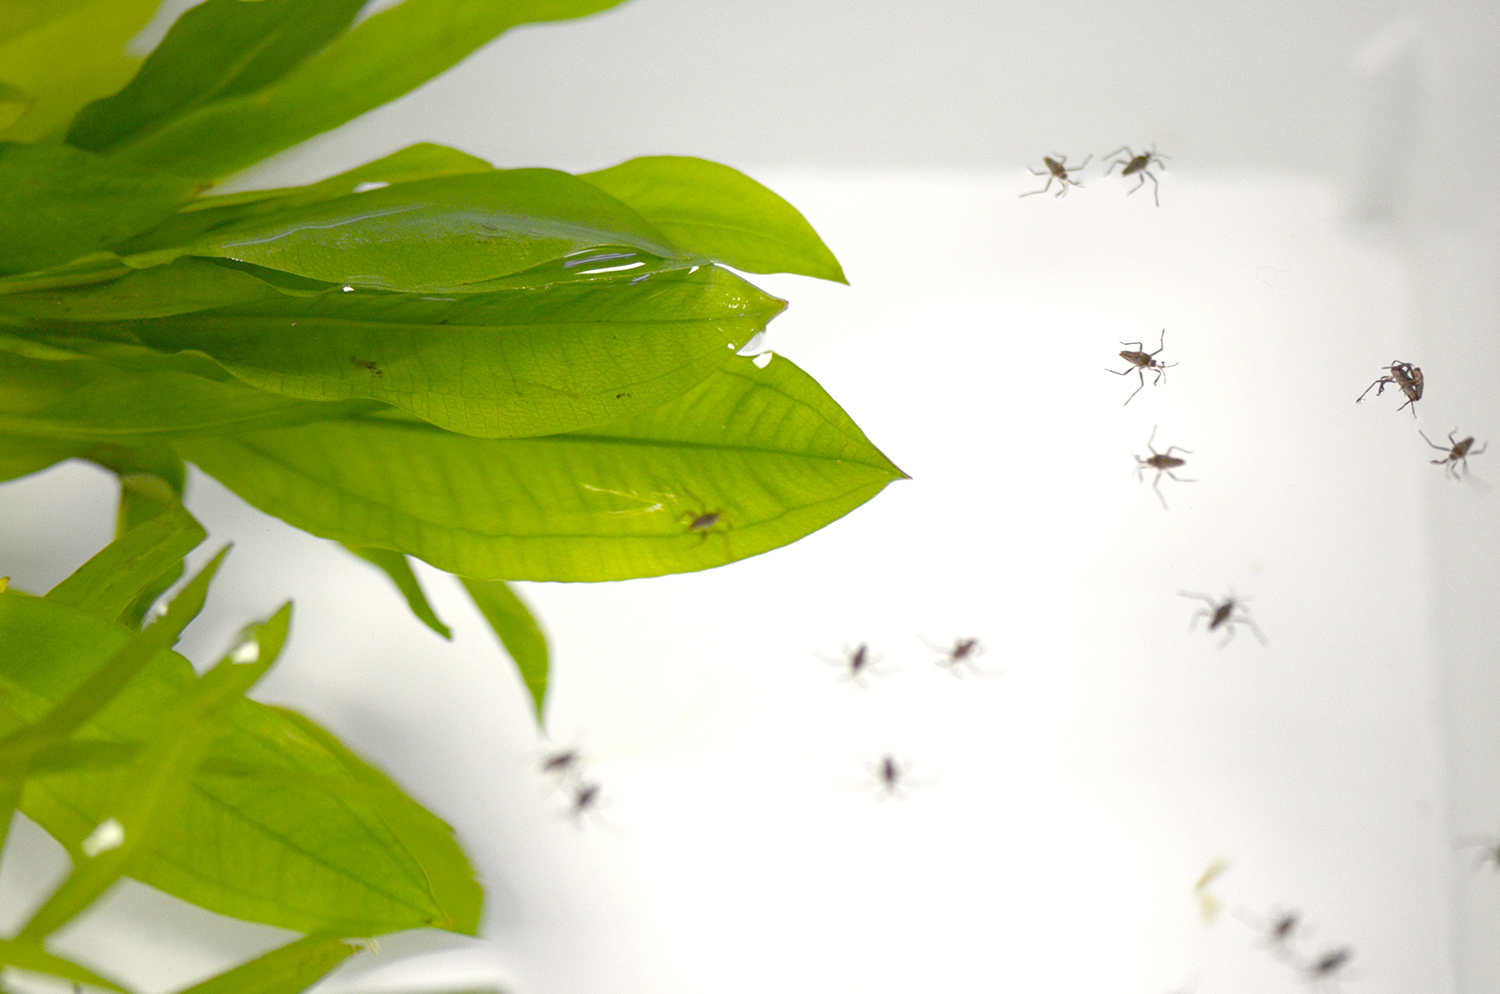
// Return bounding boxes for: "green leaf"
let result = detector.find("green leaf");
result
[17,597,285,940]
[0,143,201,276]
[121,169,689,293]
[0,345,380,440]
[344,546,451,639]
[178,353,908,581]
[111,0,632,179]
[0,547,226,786]
[68,0,370,155]
[0,434,88,483]
[460,578,548,723]
[110,145,497,260]
[0,0,158,143]
[113,265,781,438]
[45,502,206,623]
[0,596,481,936]
[0,937,128,990]
[581,157,847,283]
[0,258,289,321]
[172,935,359,994]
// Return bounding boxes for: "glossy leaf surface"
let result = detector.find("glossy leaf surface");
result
[111,0,631,178]
[114,266,780,438]
[122,169,688,293]
[582,156,847,283]
[179,354,907,581]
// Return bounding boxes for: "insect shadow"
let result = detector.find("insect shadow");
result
[1179,589,1268,648]
[673,487,733,556]
[1235,906,1310,960]
[1299,947,1355,987]
[1020,153,1091,198]
[1134,425,1195,510]
[1455,833,1500,870]
[1356,359,1423,416]
[1421,428,1487,480]
[1103,144,1169,206]
[1106,328,1177,406]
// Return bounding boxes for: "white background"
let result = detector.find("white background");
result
[3,1,1500,992]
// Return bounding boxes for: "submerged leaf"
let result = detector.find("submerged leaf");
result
[110,265,782,438]
[179,354,907,582]
[121,169,688,293]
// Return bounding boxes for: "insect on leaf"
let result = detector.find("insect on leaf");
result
[177,353,908,582]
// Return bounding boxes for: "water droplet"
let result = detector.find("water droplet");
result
[342,285,354,293]
[82,817,124,857]
[753,352,775,368]
[229,636,260,665]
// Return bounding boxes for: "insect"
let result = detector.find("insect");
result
[676,488,729,549]
[1103,144,1169,206]
[1133,426,1195,509]
[924,636,986,677]
[1106,328,1178,405]
[1420,428,1486,480]
[350,356,383,376]
[1020,152,1091,198]
[820,643,892,686]
[1179,590,1268,647]
[1301,947,1353,985]
[539,747,583,779]
[868,755,917,799]
[565,780,605,825]
[1356,360,1423,416]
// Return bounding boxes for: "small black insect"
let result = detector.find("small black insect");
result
[350,356,383,376]
[1020,153,1091,198]
[924,636,986,677]
[1103,144,1169,206]
[821,643,891,686]
[1134,426,1195,509]
[1421,428,1486,480]
[1301,947,1353,985]
[1179,590,1268,648]
[868,755,916,799]
[539,748,582,779]
[1357,360,1423,416]
[1106,328,1178,405]
[565,780,605,825]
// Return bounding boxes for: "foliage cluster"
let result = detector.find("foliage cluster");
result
[0,0,902,990]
